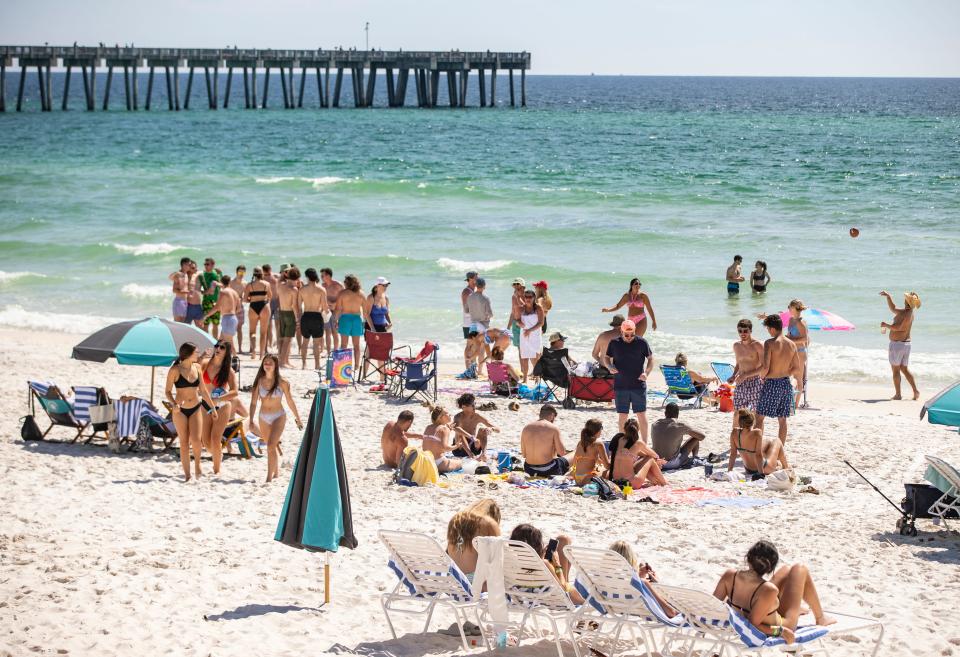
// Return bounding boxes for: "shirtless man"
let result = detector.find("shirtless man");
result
[185,261,205,328]
[321,268,344,354]
[461,271,478,339]
[520,404,569,477]
[592,315,624,364]
[203,275,242,351]
[881,290,921,400]
[334,274,366,372]
[726,255,745,296]
[276,267,301,369]
[730,318,765,427]
[380,410,422,468]
[452,393,500,457]
[198,258,223,338]
[169,257,192,322]
[299,268,329,370]
[229,266,247,353]
[755,314,803,444]
[509,278,527,355]
[262,264,280,349]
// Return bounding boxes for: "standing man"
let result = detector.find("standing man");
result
[169,257,191,322]
[320,267,344,354]
[881,291,921,400]
[300,268,329,370]
[185,261,205,328]
[509,278,526,356]
[199,258,222,338]
[461,271,478,339]
[726,255,745,296]
[204,275,241,350]
[755,314,802,444]
[276,267,301,369]
[730,318,765,427]
[604,319,654,440]
[229,265,247,353]
[262,264,280,349]
[591,315,624,365]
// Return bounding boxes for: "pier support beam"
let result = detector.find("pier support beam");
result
[386,68,395,107]
[184,67,194,109]
[206,68,214,108]
[174,65,181,110]
[252,67,257,108]
[45,65,52,111]
[333,67,343,107]
[490,68,496,107]
[123,65,132,110]
[509,69,515,107]
[102,65,113,110]
[222,68,231,108]
[262,67,270,108]
[279,67,289,108]
[213,67,218,108]
[446,70,457,107]
[164,67,173,110]
[521,68,526,107]
[324,65,331,107]
[145,67,155,110]
[132,66,138,109]
[460,69,469,107]
[288,66,295,108]
[397,68,409,107]
[365,64,377,107]
[16,64,26,111]
[431,70,440,107]
[478,68,486,108]
[298,66,306,107]
[62,65,72,110]
[0,64,5,112]
[243,67,251,108]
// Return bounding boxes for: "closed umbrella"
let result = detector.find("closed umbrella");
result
[275,386,357,603]
[921,380,960,430]
[72,316,216,402]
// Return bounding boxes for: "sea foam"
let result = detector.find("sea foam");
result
[0,271,46,284]
[109,243,186,256]
[0,304,116,335]
[254,176,351,189]
[436,258,513,273]
[121,283,171,301]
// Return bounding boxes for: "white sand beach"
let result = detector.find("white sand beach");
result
[2,327,959,657]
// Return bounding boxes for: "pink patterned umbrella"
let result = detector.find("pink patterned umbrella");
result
[779,308,855,331]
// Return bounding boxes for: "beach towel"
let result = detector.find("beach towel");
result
[396,446,439,486]
[696,497,782,509]
[635,486,728,505]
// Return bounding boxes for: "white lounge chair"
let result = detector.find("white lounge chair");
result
[564,545,688,657]
[378,529,483,652]
[652,583,883,657]
[476,538,584,657]
[925,455,960,528]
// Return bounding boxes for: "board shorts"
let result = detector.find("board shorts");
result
[888,340,911,366]
[662,450,694,471]
[733,376,763,411]
[202,298,220,326]
[727,282,740,295]
[523,456,570,478]
[338,312,364,337]
[325,313,338,335]
[172,297,188,318]
[615,385,647,414]
[278,310,297,339]
[300,311,325,339]
[219,313,238,337]
[185,303,204,323]
[270,298,280,318]
[757,377,793,418]
[511,323,521,347]
[452,438,482,458]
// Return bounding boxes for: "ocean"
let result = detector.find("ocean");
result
[1,73,959,385]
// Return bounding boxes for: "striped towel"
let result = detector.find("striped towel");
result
[72,387,99,423]
[28,381,53,396]
[115,399,166,438]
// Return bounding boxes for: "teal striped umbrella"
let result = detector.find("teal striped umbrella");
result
[922,380,960,430]
[72,317,216,401]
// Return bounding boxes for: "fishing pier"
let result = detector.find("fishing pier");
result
[0,45,531,111]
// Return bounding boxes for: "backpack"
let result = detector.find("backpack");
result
[395,446,439,486]
[20,415,43,441]
[590,476,625,502]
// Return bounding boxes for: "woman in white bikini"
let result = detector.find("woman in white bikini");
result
[601,278,658,337]
[421,406,466,473]
[518,290,544,382]
[250,354,303,483]
[164,342,219,482]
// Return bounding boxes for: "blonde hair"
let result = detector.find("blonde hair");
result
[737,409,755,428]
[465,498,502,524]
[447,511,500,553]
[430,406,447,423]
[609,540,639,570]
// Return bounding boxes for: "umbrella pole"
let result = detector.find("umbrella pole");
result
[150,366,156,404]
[324,553,331,604]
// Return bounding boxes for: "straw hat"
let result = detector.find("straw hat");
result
[904,292,921,309]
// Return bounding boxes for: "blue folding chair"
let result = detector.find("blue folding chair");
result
[396,343,439,404]
[659,365,706,408]
[710,362,735,385]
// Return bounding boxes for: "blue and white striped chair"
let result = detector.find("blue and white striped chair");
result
[71,386,111,443]
[114,398,171,451]
[379,530,483,653]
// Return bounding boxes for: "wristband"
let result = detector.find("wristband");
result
[771,625,782,638]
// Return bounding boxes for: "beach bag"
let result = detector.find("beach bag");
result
[766,469,795,492]
[396,447,439,486]
[89,402,115,425]
[132,419,155,453]
[20,415,43,441]
[591,476,625,502]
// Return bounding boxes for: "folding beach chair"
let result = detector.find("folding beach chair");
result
[710,362,735,386]
[359,330,410,384]
[565,546,686,657]
[378,530,484,653]
[659,365,707,409]
[925,455,960,528]
[533,348,572,403]
[394,342,439,404]
[27,381,86,441]
[486,361,519,397]
[71,386,112,444]
[652,583,883,657]
[115,398,171,452]
[565,376,615,410]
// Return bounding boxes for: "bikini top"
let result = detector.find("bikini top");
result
[628,295,645,309]
[174,366,199,388]
[787,323,800,338]
[736,427,756,454]
[258,383,283,398]
[752,270,766,283]
[729,572,781,624]
[249,289,268,298]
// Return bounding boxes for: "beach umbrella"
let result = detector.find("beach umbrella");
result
[778,308,855,331]
[72,316,216,402]
[921,380,960,430]
[275,385,358,603]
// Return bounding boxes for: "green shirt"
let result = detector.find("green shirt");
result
[199,271,221,302]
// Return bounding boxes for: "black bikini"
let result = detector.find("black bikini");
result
[174,368,202,417]
[249,288,268,315]
[751,271,767,293]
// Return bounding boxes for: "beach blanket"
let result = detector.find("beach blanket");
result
[697,497,782,509]
[634,486,728,505]
[511,478,576,491]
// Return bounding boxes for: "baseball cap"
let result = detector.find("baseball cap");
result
[376,276,390,286]
[533,280,548,289]
[465,271,478,281]
[512,277,526,287]
[620,319,636,332]
[547,332,567,343]
[609,314,625,327]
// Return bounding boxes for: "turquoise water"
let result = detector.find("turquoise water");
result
[2,74,959,384]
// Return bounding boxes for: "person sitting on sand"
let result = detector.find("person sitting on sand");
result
[509,523,584,604]
[458,330,487,380]
[446,499,501,580]
[608,541,677,616]
[571,418,610,485]
[488,346,521,391]
[380,410,422,468]
[421,406,468,473]
[452,393,500,457]
[520,404,570,477]
[651,402,705,470]
[727,409,790,478]
[713,540,836,644]
[674,353,717,397]
[609,418,667,487]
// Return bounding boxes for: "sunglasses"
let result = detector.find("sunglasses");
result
[215,344,228,351]
[737,328,751,334]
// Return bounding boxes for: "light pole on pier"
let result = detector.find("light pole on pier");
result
[365,22,369,50]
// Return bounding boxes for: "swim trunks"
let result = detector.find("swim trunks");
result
[185,303,204,323]
[172,297,188,318]
[202,298,220,326]
[235,309,245,327]
[727,282,740,295]
[270,298,280,318]
[325,313,338,335]
[452,438,482,458]
[733,376,763,411]
[511,323,521,347]
[301,311,324,339]
[279,310,297,339]
[888,340,911,366]
[219,313,238,337]
[523,456,570,478]
[338,312,364,337]
[614,386,647,414]
[756,377,793,418]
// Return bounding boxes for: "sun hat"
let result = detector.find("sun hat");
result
[547,332,567,343]
[465,271,478,281]
[512,277,526,287]
[376,276,390,286]
[620,319,636,332]
[610,314,625,327]
[533,280,548,289]
[904,291,921,309]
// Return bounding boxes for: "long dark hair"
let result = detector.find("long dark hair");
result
[176,342,197,365]
[609,418,640,467]
[579,419,603,453]
[253,354,282,395]
[208,342,234,388]
[627,278,641,297]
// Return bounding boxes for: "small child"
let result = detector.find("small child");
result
[571,419,610,486]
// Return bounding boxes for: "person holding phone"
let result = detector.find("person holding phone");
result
[508,524,584,604]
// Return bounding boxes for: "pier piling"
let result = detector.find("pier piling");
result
[184,67,195,109]
[62,65,71,110]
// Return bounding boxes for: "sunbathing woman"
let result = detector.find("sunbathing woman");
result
[509,524,584,604]
[244,267,272,361]
[608,541,677,617]
[422,406,465,473]
[200,341,238,474]
[713,540,836,644]
[727,409,789,477]
[571,418,610,486]
[250,354,303,483]
[446,501,501,581]
[601,278,658,337]
[165,342,218,482]
[609,418,668,487]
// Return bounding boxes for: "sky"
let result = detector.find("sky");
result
[1,0,958,76]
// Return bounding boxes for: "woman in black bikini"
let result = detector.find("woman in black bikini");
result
[751,261,770,293]
[165,343,218,482]
[244,267,272,361]
[713,540,835,644]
